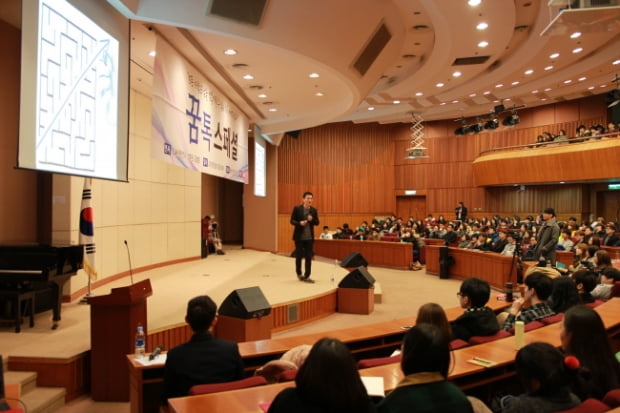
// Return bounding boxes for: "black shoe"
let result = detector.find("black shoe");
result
[303,278,315,283]
[297,274,304,281]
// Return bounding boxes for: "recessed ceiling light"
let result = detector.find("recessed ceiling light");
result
[148,50,156,57]
[393,100,400,104]
[588,86,595,90]
[563,79,572,84]
[468,0,481,6]
[483,91,491,95]
[573,47,583,53]
[512,81,520,86]
[478,41,489,48]
[544,65,554,71]
[505,98,511,101]
[532,90,539,94]
[452,100,459,104]
[368,106,375,111]
[224,49,237,56]
[309,73,320,78]
[453,71,462,77]
[549,52,560,59]
[524,69,534,75]
[436,82,444,87]
[268,108,277,112]
[495,83,503,88]
[469,93,477,97]
[243,74,254,80]
[541,98,547,101]
[544,87,552,91]
[258,93,267,98]
[415,92,423,96]
[570,32,581,39]
[578,76,586,81]
[315,92,324,97]
[614,59,620,65]
[440,102,446,105]
[600,84,607,88]
[477,22,488,30]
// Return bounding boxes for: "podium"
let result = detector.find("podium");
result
[88,279,152,401]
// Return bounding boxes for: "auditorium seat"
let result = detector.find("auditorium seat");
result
[555,398,610,413]
[603,388,620,408]
[188,376,267,395]
[450,339,469,350]
[539,313,564,325]
[468,329,511,345]
[611,281,620,298]
[357,354,401,369]
[586,299,605,308]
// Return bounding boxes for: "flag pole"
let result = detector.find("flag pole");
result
[78,177,98,304]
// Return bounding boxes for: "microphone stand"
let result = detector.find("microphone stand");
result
[124,240,135,284]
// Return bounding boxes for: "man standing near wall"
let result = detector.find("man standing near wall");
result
[290,192,319,283]
[534,207,560,265]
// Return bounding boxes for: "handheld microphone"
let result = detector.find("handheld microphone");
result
[149,345,163,360]
[124,240,134,284]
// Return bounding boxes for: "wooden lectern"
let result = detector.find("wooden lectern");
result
[88,279,152,401]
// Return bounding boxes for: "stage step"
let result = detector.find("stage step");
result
[4,369,66,413]
[374,282,382,303]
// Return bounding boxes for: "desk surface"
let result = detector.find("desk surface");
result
[168,298,620,413]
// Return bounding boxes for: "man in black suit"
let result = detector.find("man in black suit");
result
[603,224,620,247]
[290,191,320,283]
[163,296,244,401]
[455,201,468,221]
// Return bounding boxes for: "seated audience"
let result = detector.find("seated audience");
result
[557,229,574,251]
[377,324,478,413]
[501,342,582,413]
[163,295,244,401]
[442,223,458,245]
[268,337,375,413]
[561,305,620,400]
[591,267,620,300]
[451,278,500,341]
[547,276,580,313]
[522,237,538,261]
[593,249,613,274]
[572,269,598,304]
[500,233,517,256]
[502,272,555,331]
[569,242,590,272]
[319,225,333,239]
[603,223,620,247]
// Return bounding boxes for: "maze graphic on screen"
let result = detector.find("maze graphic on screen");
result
[37,2,115,172]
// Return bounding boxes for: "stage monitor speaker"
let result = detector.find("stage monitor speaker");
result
[219,286,271,319]
[340,252,368,268]
[338,266,375,289]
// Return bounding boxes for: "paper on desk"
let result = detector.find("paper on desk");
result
[361,376,385,397]
[134,353,167,366]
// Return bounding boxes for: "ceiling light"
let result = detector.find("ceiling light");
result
[600,84,607,88]
[614,59,620,65]
[223,49,237,56]
[544,87,552,91]
[524,69,534,75]
[495,83,503,88]
[243,74,254,80]
[578,77,586,81]
[476,22,488,30]
[257,93,267,98]
[469,93,477,97]
[415,92,423,96]
[440,102,446,105]
[436,82,444,87]
[502,113,520,127]
[588,86,595,90]
[484,119,499,130]
[309,73,320,78]
[512,81,520,86]
[570,32,581,39]
[268,108,277,112]
[483,91,491,95]
[564,79,572,84]
[532,90,539,93]
[478,41,489,48]
[148,50,156,57]
[545,65,554,71]
[468,0,482,6]
[452,100,459,104]
[368,107,375,111]
[453,71,462,77]
[393,100,401,104]
[573,47,583,53]
[315,92,324,97]
[549,52,560,59]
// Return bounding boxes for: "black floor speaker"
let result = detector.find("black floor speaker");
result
[340,252,368,268]
[219,286,271,319]
[338,266,375,289]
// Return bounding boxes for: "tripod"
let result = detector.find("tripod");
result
[508,237,524,285]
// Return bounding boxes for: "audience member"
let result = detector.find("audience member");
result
[603,223,620,246]
[415,302,452,341]
[377,324,477,413]
[501,342,581,413]
[591,267,620,300]
[557,229,574,251]
[268,338,375,413]
[534,208,560,265]
[502,272,555,331]
[593,249,612,274]
[572,269,598,304]
[561,305,620,400]
[569,243,590,272]
[163,295,244,401]
[500,233,517,256]
[547,276,580,313]
[451,278,500,341]
[319,225,333,240]
[255,344,311,383]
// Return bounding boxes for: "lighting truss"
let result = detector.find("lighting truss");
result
[405,113,429,159]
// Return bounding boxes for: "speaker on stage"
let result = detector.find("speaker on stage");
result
[340,252,368,268]
[219,286,271,319]
[338,266,375,289]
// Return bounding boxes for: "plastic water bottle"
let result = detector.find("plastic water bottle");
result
[135,325,146,359]
[515,321,525,350]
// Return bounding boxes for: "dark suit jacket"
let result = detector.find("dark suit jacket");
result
[163,331,244,400]
[290,204,319,241]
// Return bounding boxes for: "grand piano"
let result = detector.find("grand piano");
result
[0,244,83,331]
